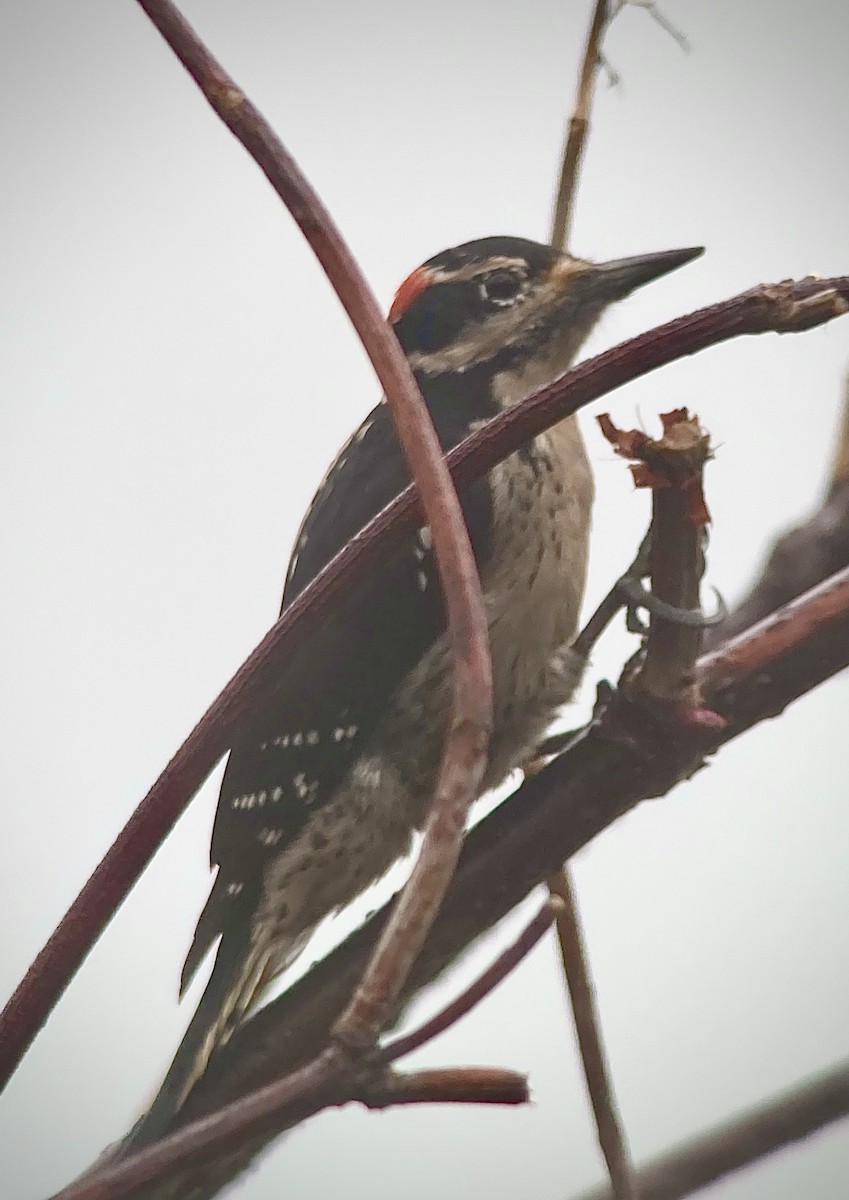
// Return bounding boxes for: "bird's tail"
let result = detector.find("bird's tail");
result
[124,923,306,1152]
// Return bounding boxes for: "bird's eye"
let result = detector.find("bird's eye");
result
[479,269,526,307]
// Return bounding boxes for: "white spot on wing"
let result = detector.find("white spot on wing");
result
[232,792,260,810]
[352,758,383,789]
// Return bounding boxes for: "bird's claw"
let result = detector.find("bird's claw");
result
[616,573,727,629]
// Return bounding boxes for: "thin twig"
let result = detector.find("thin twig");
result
[66,568,849,1200]
[548,871,639,1200]
[383,896,563,1062]
[364,1066,529,1110]
[550,0,611,254]
[613,1,691,55]
[2,275,846,1094]
[549,15,642,1194]
[570,1058,849,1200]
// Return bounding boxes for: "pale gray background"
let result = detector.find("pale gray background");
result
[1,2,847,1197]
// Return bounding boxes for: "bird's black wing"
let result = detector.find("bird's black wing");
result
[182,386,495,988]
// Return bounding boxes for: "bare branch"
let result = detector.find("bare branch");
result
[364,1066,529,1110]
[3,274,846,1094]
[53,1049,346,1200]
[0,0,496,1091]
[331,710,489,1050]
[548,871,638,1200]
[383,897,563,1063]
[80,567,849,1200]
[570,1059,849,1200]
[550,0,611,254]
[51,905,553,1200]
[49,1061,527,1200]
[137,0,493,1065]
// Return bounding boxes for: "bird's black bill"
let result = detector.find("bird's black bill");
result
[589,246,704,301]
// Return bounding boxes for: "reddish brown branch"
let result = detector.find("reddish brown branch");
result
[136,0,492,1062]
[51,906,553,1200]
[571,1059,849,1200]
[550,0,611,253]
[3,278,847,1093]
[332,712,490,1049]
[364,1066,529,1109]
[383,897,562,1062]
[698,567,849,692]
[53,1048,347,1200]
[548,871,638,1200]
[50,1060,526,1200]
[0,0,498,1091]
[67,568,847,1200]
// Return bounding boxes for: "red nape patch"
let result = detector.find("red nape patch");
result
[388,266,435,323]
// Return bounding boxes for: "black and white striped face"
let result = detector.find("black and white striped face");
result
[389,236,704,380]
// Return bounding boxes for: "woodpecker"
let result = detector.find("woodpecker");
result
[132,236,702,1145]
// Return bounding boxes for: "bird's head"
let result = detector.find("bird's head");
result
[390,236,703,404]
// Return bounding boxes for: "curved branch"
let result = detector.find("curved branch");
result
[62,568,848,1200]
[0,0,495,1090]
[382,897,562,1063]
[2,273,847,1094]
[136,0,493,1059]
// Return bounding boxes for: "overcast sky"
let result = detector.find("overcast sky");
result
[1,2,847,1198]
